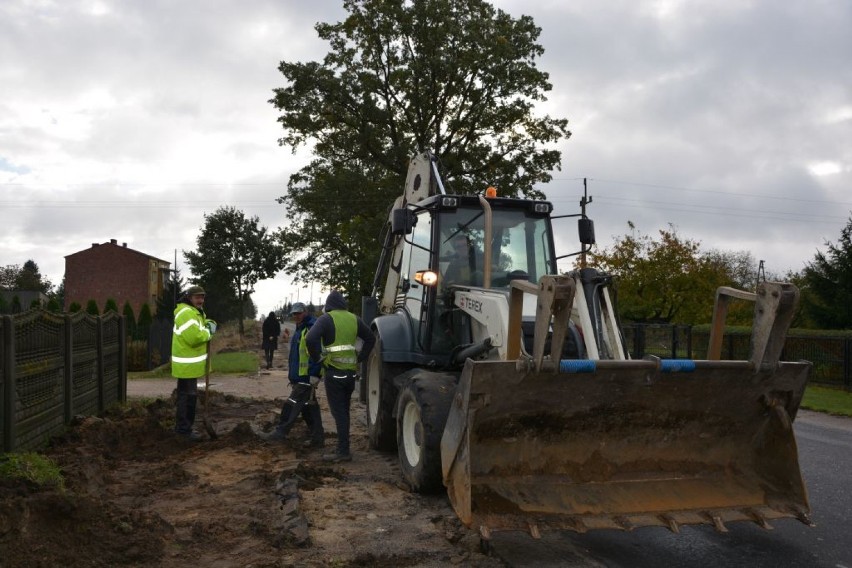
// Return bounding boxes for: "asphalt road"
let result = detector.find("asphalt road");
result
[489,410,852,568]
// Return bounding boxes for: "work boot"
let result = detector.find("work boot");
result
[177,431,203,442]
[322,452,352,463]
[303,438,324,449]
[259,428,288,442]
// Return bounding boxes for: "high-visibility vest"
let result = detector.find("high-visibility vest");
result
[323,310,358,370]
[297,326,310,376]
[171,304,212,378]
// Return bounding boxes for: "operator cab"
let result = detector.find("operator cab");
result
[394,194,557,362]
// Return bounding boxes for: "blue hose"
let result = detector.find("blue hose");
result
[558,360,597,373]
[660,359,696,372]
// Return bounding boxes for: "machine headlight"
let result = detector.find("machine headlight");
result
[415,270,439,287]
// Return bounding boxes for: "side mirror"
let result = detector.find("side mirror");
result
[361,296,377,325]
[578,218,595,246]
[391,208,416,235]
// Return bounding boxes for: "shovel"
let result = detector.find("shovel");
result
[202,340,218,440]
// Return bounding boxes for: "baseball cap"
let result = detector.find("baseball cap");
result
[186,285,206,296]
[290,302,307,314]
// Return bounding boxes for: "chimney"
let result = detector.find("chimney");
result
[110,239,117,245]
[123,242,127,247]
[92,243,99,247]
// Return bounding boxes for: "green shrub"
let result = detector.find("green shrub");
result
[104,298,119,314]
[123,301,137,338]
[85,299,99,315]
[126,340,151,372]
[137,303,153,340]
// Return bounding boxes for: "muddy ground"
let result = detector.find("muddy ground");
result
[0,380,510,567]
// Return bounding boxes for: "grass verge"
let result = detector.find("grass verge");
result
[129,351,259,379]
[0,452,65,491]
[802,384,852,417]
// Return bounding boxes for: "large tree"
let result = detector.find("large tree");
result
[16,260,51,293]
[589,223,758,325]
[156,267,185,320]
[0,260,52,294]
[800,216,852,329]
[184,206,283,336]
[0,265,19,290]
[270,0,570,299]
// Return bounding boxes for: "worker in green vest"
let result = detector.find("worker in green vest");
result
[171,285,216,441]
[259,302,324,446]
[305,290,375,463]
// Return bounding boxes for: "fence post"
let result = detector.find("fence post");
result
[97,316,105,413]
[845,338,852,390]
[64,314,73,424]
[635,325,645,359]
[671,325,678,359]
[686,326,692,359]
[118,315,127,403]
[2,315,15,452]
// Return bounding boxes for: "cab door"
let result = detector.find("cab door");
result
[399,210,433,352]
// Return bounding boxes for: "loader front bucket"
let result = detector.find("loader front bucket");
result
[441,357,812,535]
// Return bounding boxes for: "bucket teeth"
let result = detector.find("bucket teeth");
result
[568,517,588,534]
[528,523,541,539]
[745,508,773,530]
[795,511,815,527]
[614,516,635,531]
[708,514,729,533]
[660,514,680,534]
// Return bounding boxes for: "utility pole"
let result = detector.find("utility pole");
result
[173,249,178,305]
[579,179,593,269]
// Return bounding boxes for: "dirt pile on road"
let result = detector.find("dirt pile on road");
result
[0,392,504,567]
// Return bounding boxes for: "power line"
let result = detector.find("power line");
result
[549,176,852,207]
[591,195,848,224]
[0,182,287,187]
[0,200,280,208]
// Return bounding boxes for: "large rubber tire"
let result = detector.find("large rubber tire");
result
[396,374,456,493]
[365,336,402,452]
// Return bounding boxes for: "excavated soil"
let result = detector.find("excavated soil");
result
[0,382,505,567]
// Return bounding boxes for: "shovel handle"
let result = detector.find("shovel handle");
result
[204,340,212,409]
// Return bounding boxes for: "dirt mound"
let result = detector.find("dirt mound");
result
[0,393,504,567]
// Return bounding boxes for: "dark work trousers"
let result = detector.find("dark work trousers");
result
[276,382,324,442]
[175,378,198,434]
[323,368,357,455]
[264,347,275,369]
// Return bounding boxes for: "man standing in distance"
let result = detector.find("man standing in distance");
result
[306,290,375,462]
[171,285,216,441]
[260,302,324,447]
[261,311,281,369]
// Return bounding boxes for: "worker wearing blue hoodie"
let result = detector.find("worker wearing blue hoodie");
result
[305,290,375,462]
[260,302,324,447]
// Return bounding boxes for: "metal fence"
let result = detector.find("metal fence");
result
[622,323,852,389]
[1,309,126,452]
[147,316,173,370]
[622,324,693,360]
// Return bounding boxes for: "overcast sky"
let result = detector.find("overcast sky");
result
[2,0,850,317]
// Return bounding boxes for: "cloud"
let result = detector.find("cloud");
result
[1,0,850,315]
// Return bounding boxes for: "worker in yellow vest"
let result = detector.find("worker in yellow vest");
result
[306,290,375,462]
[171,285,216,441]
